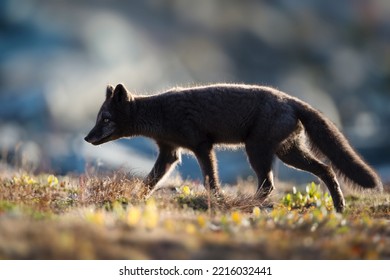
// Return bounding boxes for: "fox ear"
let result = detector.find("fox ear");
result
[113,84,133,103]
[106,84,114,99]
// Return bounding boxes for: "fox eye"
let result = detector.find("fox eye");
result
[103,118,110,123]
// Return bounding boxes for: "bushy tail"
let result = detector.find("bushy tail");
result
[292,99,382,190]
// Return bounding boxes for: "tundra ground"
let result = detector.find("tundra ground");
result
[0,172,389,259]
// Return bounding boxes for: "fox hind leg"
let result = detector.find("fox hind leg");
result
[277,139,346,212]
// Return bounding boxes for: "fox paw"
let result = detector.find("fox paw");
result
[254,186,274,201]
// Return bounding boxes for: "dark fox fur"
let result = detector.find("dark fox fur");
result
[85,83,382,212]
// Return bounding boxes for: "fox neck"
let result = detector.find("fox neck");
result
[131,96,164,138]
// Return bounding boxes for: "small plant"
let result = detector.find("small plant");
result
[12,174,37,186]
[281,182,333,211]
[181,185,192,196]
[175,185,209,211]
[252,206,261,219]
[47,175,59,187]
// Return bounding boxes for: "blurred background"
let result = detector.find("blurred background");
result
[0,0,389,185]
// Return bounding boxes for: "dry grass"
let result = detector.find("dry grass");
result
[0,171,390,260]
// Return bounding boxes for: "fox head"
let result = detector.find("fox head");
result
[84,84,134,145]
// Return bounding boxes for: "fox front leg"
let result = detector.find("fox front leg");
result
[193,142,221,193]
[245,140,275,200]
[143,143,181,190]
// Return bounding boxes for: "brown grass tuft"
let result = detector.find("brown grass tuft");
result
[78,172,145,207]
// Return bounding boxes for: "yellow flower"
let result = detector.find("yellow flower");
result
[143,199,159,229]
[126,207,141,226]
[12,176,20,184]
[86,210,105,226]
[47,175,59,186]
[163,219,175,232]
[253,206,261,218]
[185,223,197,234]
[181,185,191,196]
[27,176,37,185]
[13,174,37,185]
[112,201,125,218]
[231,211,242,225]
[197,215,207,228]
